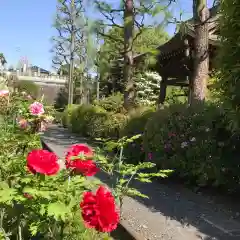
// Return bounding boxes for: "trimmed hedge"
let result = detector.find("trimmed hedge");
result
[69,104,127,139]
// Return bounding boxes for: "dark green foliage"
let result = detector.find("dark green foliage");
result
[143,103,240,193]
[16,80,39,97]
[54,86,68,111]
[98,26,169,96]
[165,86,188,105]
[217,0,240,130]
[62,104,78,128]
[121,106,155,136]
[120,106,155,164]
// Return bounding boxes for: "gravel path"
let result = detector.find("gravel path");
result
[41,126,240,240]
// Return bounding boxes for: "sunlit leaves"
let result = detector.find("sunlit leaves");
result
[47,202,70,221]
[0,182,17,204]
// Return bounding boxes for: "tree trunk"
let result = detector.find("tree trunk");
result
[68,0,76,105]
[79,75,83,104]
[191,0,210,103]
[96,77,100,102]
[123,0,135,110]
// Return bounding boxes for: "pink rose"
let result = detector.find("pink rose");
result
[168,132,176,137]
[29,102,44,116]
[148,152,153,160]
[0,90,9,97]
[18,118,28,129]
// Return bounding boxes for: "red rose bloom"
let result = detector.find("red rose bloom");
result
[27,149,60,176]
[80,186,120,232]
[65,144,99,176]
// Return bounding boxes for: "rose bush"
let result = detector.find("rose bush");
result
[0,91,115,239]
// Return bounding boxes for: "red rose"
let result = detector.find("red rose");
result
[27,149,60,176]
[80,186,120,232]
[65,144,99,176]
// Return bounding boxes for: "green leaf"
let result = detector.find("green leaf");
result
[23,187,56,199]
[20,177,32,184]
[0,183,17,204]
[125,188,148,199]
[47,202,70,221]
[135,177,152,183]
[29,222,39,236]
[119,179,128,185]
[39,204,46,215]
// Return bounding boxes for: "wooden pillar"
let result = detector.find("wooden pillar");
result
[158,76,167,105]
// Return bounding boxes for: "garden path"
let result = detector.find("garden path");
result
[41,125,240,240]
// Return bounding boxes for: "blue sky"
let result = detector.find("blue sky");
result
[0,0,213,71]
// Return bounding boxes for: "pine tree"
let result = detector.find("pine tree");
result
[93,0,170,110]
[191,0,210,102]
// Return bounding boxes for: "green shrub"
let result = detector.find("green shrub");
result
[121,106,155,136]
[165,86,187,105]
[54,86,68,111]
[62,104,78,128]
[120,106,155,164]
[106,113,127,138]
[71,105,107,137]
[143,102,240,192]
[16,80,39,97]
[70,104,126,138]
[94,92,124,113]
[54,111,63,124]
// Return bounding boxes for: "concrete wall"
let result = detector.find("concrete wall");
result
[9,74,68,105]
[38,83,65,104]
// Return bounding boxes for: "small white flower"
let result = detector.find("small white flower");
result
[205,128,210,132]
[190,137,196,142]
[181,142,188,148]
